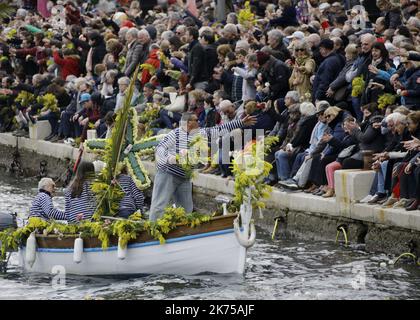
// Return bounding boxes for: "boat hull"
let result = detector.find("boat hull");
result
[19,226,247,276]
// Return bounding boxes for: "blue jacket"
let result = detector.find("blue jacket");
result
[313,53,345,101]
[401,67,420,109]
[323,111,351,156]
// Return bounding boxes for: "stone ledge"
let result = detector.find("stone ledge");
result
[0,133,96,162]
[1,133,418,233]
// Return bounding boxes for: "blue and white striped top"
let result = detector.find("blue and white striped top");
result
[29,190,66,221]
[64,182,96,224]
[155,119,244,178]
[118,174,145,214]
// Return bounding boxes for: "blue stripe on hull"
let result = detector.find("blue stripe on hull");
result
[33,228,235,253]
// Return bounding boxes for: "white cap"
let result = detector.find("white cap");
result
[287,31,305,39]
[319,2,331,11]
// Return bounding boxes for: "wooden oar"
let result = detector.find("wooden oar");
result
[73,147,83,173]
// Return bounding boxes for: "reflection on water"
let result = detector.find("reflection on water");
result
[1,173,420,300]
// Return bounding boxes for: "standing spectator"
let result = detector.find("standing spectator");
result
[256,51,291,101]
[123,28,143,77]
[312,39,345,103]
[289,41,316,99]
[86,31,107,77]
[185,26,209,90]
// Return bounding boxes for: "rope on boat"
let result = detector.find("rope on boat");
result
[233,216,256,249]
[393,252,419,266]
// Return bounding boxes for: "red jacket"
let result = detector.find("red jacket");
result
[53,51,81,80]
[141,49,161,86]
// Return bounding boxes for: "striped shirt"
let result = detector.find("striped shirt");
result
[29,190,66,221]
[64,182,96,224]
[156,119,244,178]
[118,174,145,214]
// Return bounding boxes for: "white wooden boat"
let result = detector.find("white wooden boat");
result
[18,201,256,276]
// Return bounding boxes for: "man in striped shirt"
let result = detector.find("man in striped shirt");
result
[29,178,66,221]
[149,112,256,221]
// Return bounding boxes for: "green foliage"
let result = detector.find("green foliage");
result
[90,66,141,220]
[138,104,160,138]
[37,93,59,113]
[0,208,211,256]
[378,93,396,110]
[351,76,365,97]
[15,91,35,108]
[175,135,210,179]
[0,217,49,259]
[238,1,256,27]
[231,137,278,212]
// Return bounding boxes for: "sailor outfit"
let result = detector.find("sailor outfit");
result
[29,190,66,221]
[64,182,96,224]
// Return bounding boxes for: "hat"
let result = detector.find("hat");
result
[315,101,330,114]
[90,92,102,104]
[256,51,270,66]
[332,2,342,7]
[79,93,91,104]
[319,2,331,11]
[287,31,305,40]
[145,25,157,40]
[319,38,334,50]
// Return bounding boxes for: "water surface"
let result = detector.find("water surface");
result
[1,174,420,300]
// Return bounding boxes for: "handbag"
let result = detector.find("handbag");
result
[333,86,348,101]
[337,144,358,160]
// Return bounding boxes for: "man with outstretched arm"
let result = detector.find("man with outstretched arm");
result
[149,112,257,221]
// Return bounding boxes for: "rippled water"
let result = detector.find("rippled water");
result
[1,173,420,300]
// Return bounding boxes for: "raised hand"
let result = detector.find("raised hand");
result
[242,115,257,127]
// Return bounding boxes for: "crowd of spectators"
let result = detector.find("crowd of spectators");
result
[0,0,420,210]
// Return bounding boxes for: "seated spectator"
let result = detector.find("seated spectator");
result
[304,106,350,195]
[362,112,412,204]
[274,102,317,182]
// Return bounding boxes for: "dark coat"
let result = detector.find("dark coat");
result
[312,52,345,101]
[402,67,420,109]
[187,40,208,85]
[350,119,386,153]
[199,108,220,128]
[90,38,107,73]
[383,9,402,29]
[290,115,318,150]
[261,56,291,100]
[269,6,299,27]
[270,42,291,62]
[124,40,144,77]
[204,44,218,81]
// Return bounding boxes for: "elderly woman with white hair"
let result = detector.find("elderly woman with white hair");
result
[29,178,66,221]
[115,76,139,112]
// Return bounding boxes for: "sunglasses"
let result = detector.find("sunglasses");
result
[296,48,305,52]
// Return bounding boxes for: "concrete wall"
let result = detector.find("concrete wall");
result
[1,133,419,255]
[0,133,96,180]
